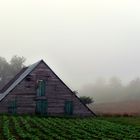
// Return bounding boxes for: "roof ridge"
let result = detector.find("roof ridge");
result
[0,60,41,101]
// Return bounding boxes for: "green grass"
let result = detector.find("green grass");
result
[99,116,140,126]
[0,115,139,140]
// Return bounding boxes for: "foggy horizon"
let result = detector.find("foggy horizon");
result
[1,0,140,92]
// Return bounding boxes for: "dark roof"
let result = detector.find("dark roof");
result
[0,67,28,93]
[0,60,41,101]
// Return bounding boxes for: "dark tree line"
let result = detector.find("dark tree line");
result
[0,56,26,89]
[80,77,140,103]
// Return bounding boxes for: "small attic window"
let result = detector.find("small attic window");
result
[26,85,31,88]
[26,75,32,81]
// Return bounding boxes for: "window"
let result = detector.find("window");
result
[65,101,73,115]
[8,99,17,114]
[37,80,46,96]
[36,100,47,115]
[25,75,32,81]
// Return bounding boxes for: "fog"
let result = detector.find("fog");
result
[0,0,140,103]
[80,77,140,103]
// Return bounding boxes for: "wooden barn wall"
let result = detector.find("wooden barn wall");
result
[0,62,92,116]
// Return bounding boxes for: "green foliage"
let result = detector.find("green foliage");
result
[0,115,139,140]
[2,116,16,140]
[79,96,94,105]
[99,116,140,126]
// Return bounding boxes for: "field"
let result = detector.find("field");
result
[92,100,140,116]
[0,115,139,140]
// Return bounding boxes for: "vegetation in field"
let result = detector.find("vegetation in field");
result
[0,115,139,140]
[99,116,140,127]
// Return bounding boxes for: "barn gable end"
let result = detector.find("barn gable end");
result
[0,60,94,116]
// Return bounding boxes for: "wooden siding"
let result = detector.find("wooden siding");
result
[0,61,93,116]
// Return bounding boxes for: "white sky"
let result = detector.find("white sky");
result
[0,0,140,90]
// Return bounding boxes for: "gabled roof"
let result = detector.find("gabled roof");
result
[0,60,42,101]
[0,59,96,115]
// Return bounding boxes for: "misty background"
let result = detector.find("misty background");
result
[0,1,140,105]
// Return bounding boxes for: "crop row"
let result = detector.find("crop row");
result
[0,116,139,140]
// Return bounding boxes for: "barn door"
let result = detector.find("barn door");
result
[36,100,47,115]
[65,101,73,115]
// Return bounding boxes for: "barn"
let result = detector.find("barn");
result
[0,60,94,116]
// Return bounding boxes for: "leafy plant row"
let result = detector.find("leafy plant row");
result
[0,116,139,140]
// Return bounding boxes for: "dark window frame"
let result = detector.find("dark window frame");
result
[25,75,32,81]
